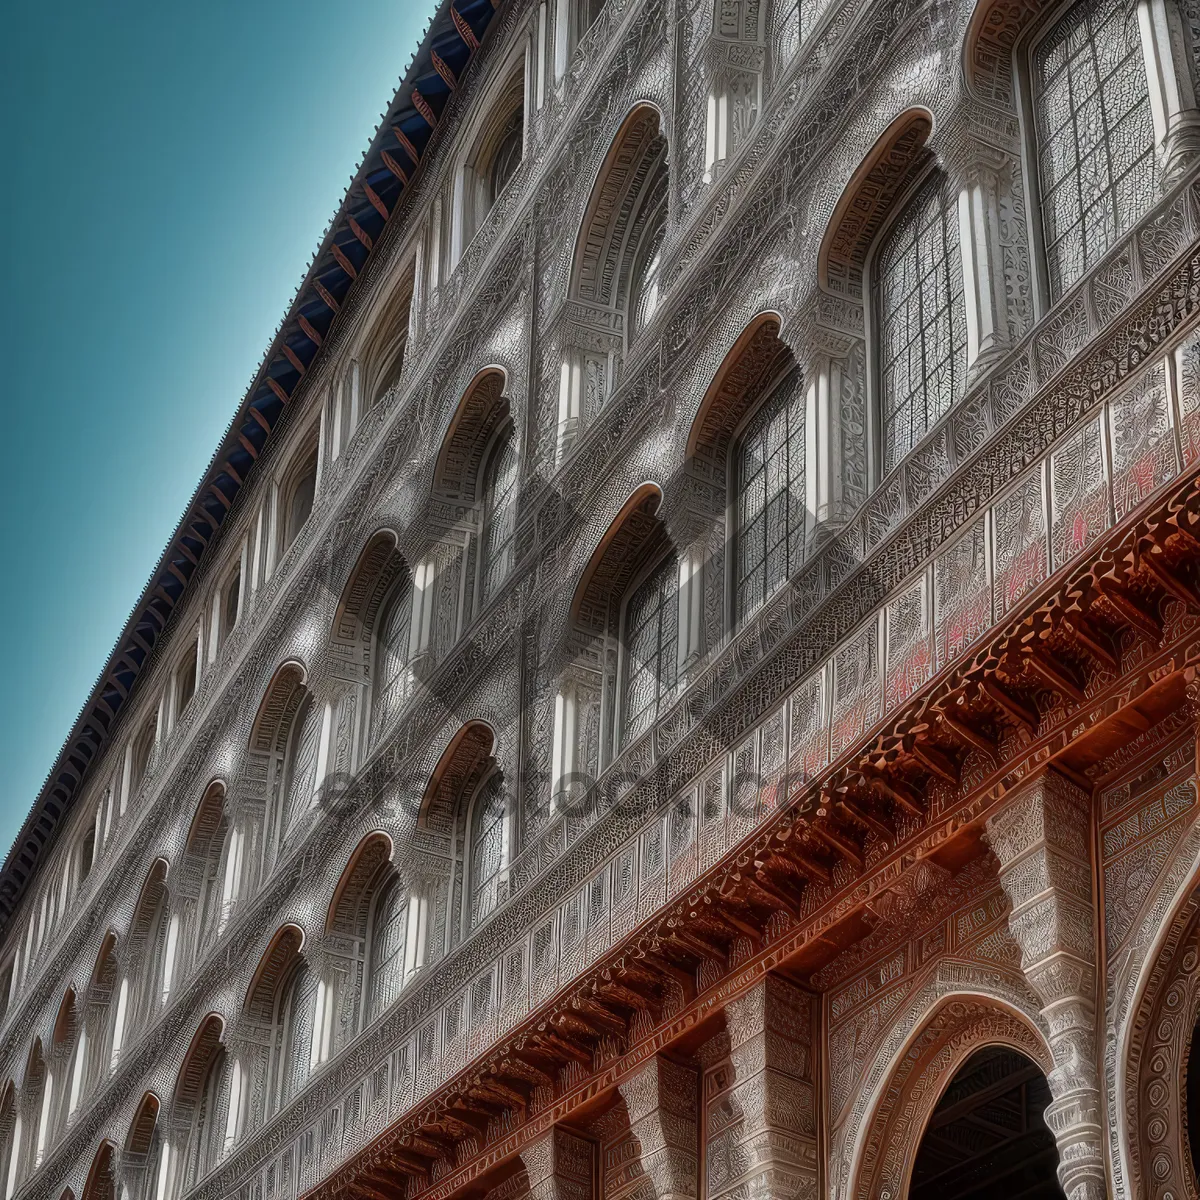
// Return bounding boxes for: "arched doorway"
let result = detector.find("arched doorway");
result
[909,1046,1064,1200]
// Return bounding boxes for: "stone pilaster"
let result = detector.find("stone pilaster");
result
[708,974,817,1200]
[524,1125,596,1200]
[1136,0,1200,182]
[986,769,1104,1200]
[615,1056,698,1200]
[787,293,866,541]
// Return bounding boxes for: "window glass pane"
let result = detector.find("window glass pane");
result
[481,434,519,604]
[620,554,679,748]
[877,174,966,474]
[367,879,408,1020]
[735,370,806,624]
[1033,0,1155,298]
[373,578,413,740]
[470,776,506,927]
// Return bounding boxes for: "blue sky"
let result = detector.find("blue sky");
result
[0,0,438,855]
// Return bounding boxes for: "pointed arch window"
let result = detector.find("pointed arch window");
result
[372,577,414,739]
[365,878,408,1021]
[1031,0,1155,299]
[183,1048,226,1188]
[620,553,679,748]
[734,369,806,624]
[0,1085,16,1200]
[876,173,966,475]
[273,964,316,1112]
[280,698,321,843]
[469,775,506,927]
[479,431,519,605]
[628,178,668,336]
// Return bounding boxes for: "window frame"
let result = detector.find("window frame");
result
[1015,0,1160,314]
[725,361,808,635]
[614,548,680,755]
[864,163,967,484]
[474,419,520,613]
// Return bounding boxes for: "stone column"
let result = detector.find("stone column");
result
[955,151,1015,372]
[789,295,865,541]
[709,974,818,1200]
[934,104,1031,373]
[1137,0,1200,182]
[525,1125,596,1200]
[615,1056,698,1200]
[985,769,1105,1200]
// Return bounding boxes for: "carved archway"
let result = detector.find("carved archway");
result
[124,1092,160,1157]
[432,368,510,503]
[326,833,396,938]
[82,1139,117,1200]
[818,108,935,299]
[686,315,793,468]
[331,531,408,655]
[1124,880,1200,1200]
[419,723,497,834]
[570,104,668,313]
[245,925,306,1022]
[964,0,1048,104]
[570,483,669,636]
[848,996,1053,1200]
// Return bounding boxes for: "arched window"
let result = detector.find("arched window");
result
[365,877,408,1021]
[23,1040,47,1174]
[128,861,172,1035]
[560,107,669,455]
[620,552,679,748]
[629,184,668,335]
[123,1093,161,1200]
[186,784,231,960]
[418,723,499,948]
[175,646,197,719]
[479,430,519,605]
[489,108,523,203]
[373,578,414,739]
[280,697,321,844]
[324,834,404,1050]
[281,447,318,554]
[223,568,241,636]
[0,1084,15,1200]
[249,664,318,871]
[182,1047,225,1187]
[84,935,120,1095]
[82,1141,117,1200]
[875,173,966,475]
[733,370,806,624]
[273,963,315,1111]
[469,774,506,927]
[1031,0,1155,299]
[563,485,674,783]
[458,73,524,258]
[130,717,157,798]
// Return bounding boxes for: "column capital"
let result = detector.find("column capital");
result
[930,100,1021,190]
[781,291,862,367]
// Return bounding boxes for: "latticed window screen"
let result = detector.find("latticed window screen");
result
[279,967,315,1109]
[367,878,408,1021]
[620,554,679,748]
[480,434,519,605]
[282,704,320,838]
[372,578,413,739]
[736,373,806,625]
[470,776,506,927]
[630,191,668,335]
[877,173,967,475]
[1033,0,1156,299]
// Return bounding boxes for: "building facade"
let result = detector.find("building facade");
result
[3,0,1200,1194]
